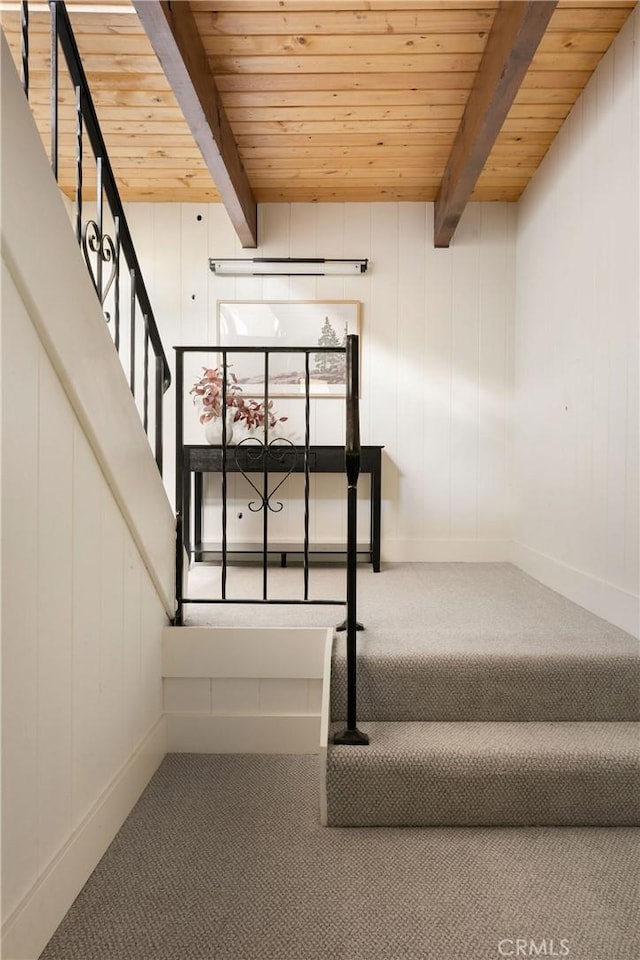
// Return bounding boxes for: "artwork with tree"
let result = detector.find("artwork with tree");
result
[315,317,346,379]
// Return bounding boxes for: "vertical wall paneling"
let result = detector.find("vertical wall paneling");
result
[122,530,144,747]
[134,200,516,560]
[514,8,639,634]
[450,206,481,541]
[1,265,168,952]
[99,489,126,778]
[2,54,172,955]
[477,205,513,541]
[71,426,106,822]
[37,354,74,875]
[1,269,40,918]
[396,203,427,543]
[423,205,454,541]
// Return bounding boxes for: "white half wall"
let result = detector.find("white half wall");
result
[1,38,171,959]
[513,9,639,637]
[128,200,516,562]
[163,627,332,754]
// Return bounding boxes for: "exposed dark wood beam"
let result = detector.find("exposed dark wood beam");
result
[133,0,257,247]
[434,0,558,248]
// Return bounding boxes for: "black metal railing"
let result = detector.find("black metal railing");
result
[17,0,171,473]
[174,344,346,613]
[173,337,367,742]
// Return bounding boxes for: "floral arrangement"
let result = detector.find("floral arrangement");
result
[190,367,287,432]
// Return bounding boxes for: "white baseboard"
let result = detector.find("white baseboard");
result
[382,539,511,562]
[511,543,639,638]
[167,714,320,754]
[1,718,167,960]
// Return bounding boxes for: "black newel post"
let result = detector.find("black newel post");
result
[333,335,369,746]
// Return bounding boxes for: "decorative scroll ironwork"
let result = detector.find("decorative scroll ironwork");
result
[41,0,171,474]
[81,219,117,309]
[234,437,297,513]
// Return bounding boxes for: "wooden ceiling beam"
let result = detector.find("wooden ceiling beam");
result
[132,0,257,247]
[434,0,558,248]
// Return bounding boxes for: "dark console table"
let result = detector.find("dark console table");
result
[182,444,382,571]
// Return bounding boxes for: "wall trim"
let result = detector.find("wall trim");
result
[1,718,167,960]
[163,626,330,679]
[382,539,512,562]
[511,542,639,638]
[166,714,320,754]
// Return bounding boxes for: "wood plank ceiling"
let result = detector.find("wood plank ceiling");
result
[1,0,636,206]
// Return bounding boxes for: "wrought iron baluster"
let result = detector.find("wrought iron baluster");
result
[20,0,29,98]
[129,270,136,396]
[113,216,120,351]
[175,350,185,564]
[174,512,183,626]
[333,335,369,747]
[75,85,82,244]
[155,355,163,474]
[303,352,311,600]
[262,352,269,601]
[95,158,103,299]
[143,319,149,433]
[221,351,228,600]
[50,0,58,178]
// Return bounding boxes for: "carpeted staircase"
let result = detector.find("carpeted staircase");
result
[325,574,640,827]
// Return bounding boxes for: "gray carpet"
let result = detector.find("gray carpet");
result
[327,721,640,827]
[186,563,639,721]
[40,755,640,960]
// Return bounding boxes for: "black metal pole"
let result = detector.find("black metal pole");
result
[50,0,58,178]
[303,351,311,600]
[113,216,121,351]
[221,352,228,600]
[262,351,269,601]
[155,355,163,475]
[333,335,369,746]
[175,349,185,566]
[74,85,82,244]
[143,322,149,433]
[96,157,103,299]
[174,512,183,626]
[20,0,29,98]
[129,269,136,396]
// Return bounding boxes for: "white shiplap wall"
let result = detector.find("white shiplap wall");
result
[514,8,639,636]
[1,45,170,959]
[1,265,168,956]
[127,200,516,560]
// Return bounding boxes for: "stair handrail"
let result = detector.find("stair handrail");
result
[17,0,172,474]
[333,334,369,746]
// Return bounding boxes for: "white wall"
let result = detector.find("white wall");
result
[163,626,331,754]
[514,8,639,637]
[1,36,171,958]
[128,200,516,561]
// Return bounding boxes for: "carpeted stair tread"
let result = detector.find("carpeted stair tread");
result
[326,720,640,827]
[330,645,640,722]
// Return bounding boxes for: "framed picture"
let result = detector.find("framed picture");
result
[216,300,361,398]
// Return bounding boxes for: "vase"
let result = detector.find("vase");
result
[204,411,235,445]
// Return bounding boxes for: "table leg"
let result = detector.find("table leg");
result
[371,463,381,572]
[183,470,192,563]
[194,472,203,562]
